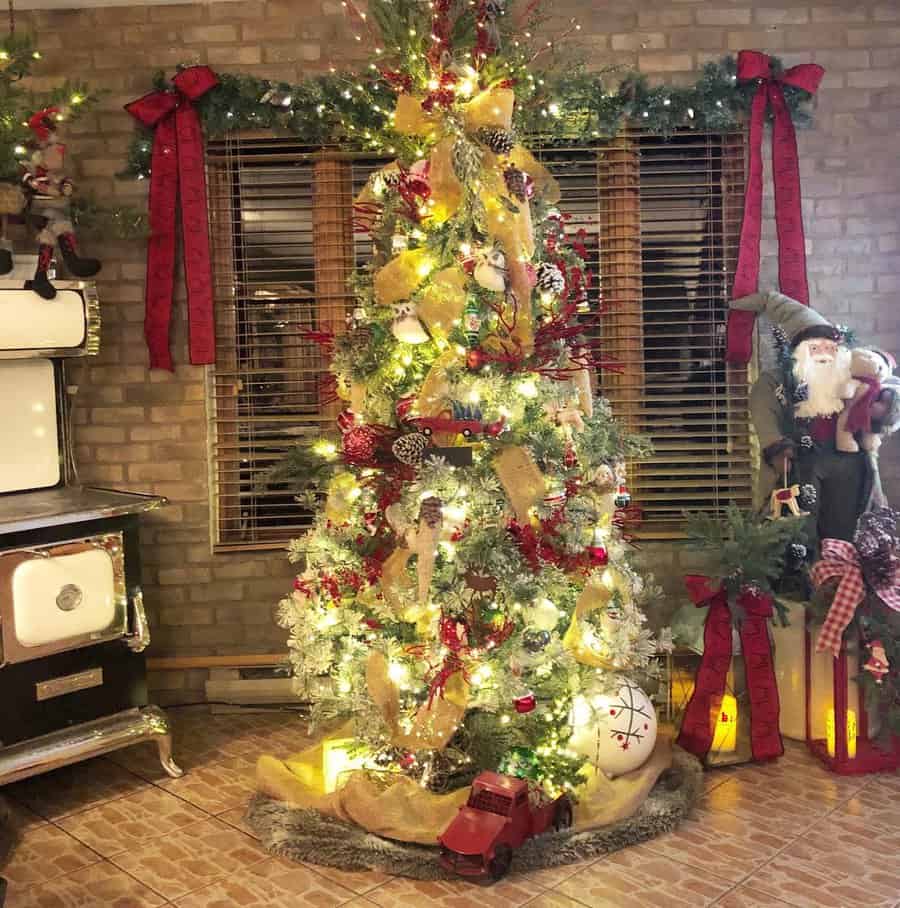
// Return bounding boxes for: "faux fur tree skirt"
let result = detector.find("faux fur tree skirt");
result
[245,748,703,881]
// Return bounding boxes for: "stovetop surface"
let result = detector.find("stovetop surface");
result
[0,486,166,534]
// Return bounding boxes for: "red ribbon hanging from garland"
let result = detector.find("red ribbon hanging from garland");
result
[676,575,783,762]
[725,51,824,364]
[125,66,219,371]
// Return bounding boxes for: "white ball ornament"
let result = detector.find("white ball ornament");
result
[525,597,560,631]
[569,682,657,777]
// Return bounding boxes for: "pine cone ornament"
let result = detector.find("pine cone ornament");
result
[392,432,429,467]
[798,483,817,510]
[475,126,515,156]
[503,166,533,202]
[419,495,443,528]
[452,137,483,183]
[535,261,565,295]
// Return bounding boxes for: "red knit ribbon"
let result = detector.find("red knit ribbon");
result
[676,575,783,762]
[125,66,218,370]
[725,51,824,364]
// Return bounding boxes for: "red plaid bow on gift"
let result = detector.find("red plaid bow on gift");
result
[810,539,900,656]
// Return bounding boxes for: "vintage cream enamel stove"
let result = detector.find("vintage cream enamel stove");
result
[0,276,181,786]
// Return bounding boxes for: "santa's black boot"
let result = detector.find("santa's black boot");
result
[29,244,57,300]
[58,232,100,278]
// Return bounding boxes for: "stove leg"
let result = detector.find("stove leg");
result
[155,727,183,778]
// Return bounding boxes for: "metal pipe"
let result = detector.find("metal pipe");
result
[0,705,182,786]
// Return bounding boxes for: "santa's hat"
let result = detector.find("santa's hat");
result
[730,291,841,349]
[27,107,60,143]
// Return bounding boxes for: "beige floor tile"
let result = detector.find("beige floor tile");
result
[109,817,269,901]
[215,804,259,839]
[4,860,167,908]
[57,785,210,858]
[634,806,794,882]
[155,757,259,814]
[523,893,590,908]
[1,824,101,888]
[713,883,797,907]
[699,778,828,837]
[744,833,900,908]
[5,757,148,820]
[367,874,541,907]
[170,856,355,907]
[557,851,733,908]
[303,861,393,895]
[511,857,598,890]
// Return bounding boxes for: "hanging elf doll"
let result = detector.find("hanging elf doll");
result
[19,106,101,299]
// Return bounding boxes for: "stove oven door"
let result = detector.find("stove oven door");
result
[0,533,128,665]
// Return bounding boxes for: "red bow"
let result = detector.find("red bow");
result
[726,51,825,363]
[126,66,219,370]
[677,575,783,763]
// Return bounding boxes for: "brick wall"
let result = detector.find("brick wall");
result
[17,0,900,700]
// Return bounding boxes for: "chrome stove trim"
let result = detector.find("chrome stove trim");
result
[0,705,183,786]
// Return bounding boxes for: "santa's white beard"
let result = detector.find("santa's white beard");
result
[792,343,852,418]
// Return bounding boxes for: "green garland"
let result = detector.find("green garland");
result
[0,33,147,239]
[121,54,817,180]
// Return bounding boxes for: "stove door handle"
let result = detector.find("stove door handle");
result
[125,587,150,653]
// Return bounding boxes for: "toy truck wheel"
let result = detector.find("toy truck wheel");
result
[554,800,572,831]
[422,426,433,437]
[461,427,473,438]
[488,844,512,881]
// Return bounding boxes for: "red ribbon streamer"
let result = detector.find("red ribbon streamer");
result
[676,575,783,762]
[126,66,219,370]
[725,51,824,364]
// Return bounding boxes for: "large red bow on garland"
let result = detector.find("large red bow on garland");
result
[125,66,218,371]
[676,575,783,762]
[725,51,825,364]
[810,538,900,657]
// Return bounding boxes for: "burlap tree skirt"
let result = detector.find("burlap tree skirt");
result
[245,747,702,881]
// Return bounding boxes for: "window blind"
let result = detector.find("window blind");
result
[207,130,750,549]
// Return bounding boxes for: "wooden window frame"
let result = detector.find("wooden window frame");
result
[207,128,750,550]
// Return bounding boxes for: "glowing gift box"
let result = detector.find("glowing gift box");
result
[322,737,372,793]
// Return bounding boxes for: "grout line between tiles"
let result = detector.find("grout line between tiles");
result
[707,775,876,908]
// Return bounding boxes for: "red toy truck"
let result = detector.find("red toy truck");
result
[438,771,572,880]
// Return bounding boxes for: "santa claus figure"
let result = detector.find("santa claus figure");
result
[20,106,101,299]
[731,291,900,545]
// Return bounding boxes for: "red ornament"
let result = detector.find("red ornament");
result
[586,545,609,566]
[514,693,536,714]
[466,348,488,371]
[342,425,378,465]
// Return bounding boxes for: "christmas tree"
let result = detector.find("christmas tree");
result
[272,0,669,803]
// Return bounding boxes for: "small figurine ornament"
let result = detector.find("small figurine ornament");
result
[769,483,808,519]
[769,463,809,520]
[863,639,889,683]
[20,107,101,299]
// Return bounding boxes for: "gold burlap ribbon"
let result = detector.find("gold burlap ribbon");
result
[493,445,545,523]
[562,568,632,668]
